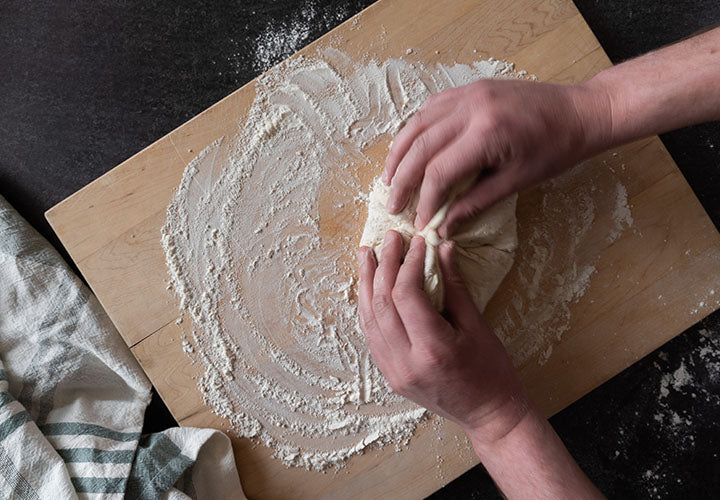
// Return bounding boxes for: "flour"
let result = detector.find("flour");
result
[651,324,720,446]
[162,47,522,470]
[495,161,634,365]
[252,2,352,72]
[162,40,637,468]
[609,183,634,242]
[688,286,720,316]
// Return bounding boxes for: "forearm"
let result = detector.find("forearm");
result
[468,405,604,499]
[460,30,720,500]
[577,26,720,152]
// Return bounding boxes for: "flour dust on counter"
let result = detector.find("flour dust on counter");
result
[161,47,527,470]
[494,157,635,366]
[160,44,637,470]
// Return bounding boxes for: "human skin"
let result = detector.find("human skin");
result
[358,27,720,498]
[384,27,720,237]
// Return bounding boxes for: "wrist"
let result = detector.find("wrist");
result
[567,78,617,157]
[467,401,542,461]
[467,404,606,499]
[463,388,533,449]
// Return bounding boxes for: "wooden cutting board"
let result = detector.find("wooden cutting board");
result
[46,0,720,498]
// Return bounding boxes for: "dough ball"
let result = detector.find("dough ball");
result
[359,178,517,311]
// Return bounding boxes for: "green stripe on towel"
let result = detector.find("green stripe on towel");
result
[71,476,126,494]
[0,412,30,442]
[57,448,135,464]
[0,446,39,500]
[40,422,140,442]
[126,434,194,500]
[0,391,15,408]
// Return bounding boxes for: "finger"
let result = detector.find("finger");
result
[438,169,516,238]
[386,117,463,215]
[394,235,426,290]
[437,241,480,331]
[383,97,450,186]
[357,247,391,360]
[414,132,489,230]
[392,236,451,345]
[372,231,411,351]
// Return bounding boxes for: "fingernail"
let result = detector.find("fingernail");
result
[381,170,389,184]
[413,213,424,230]
[383,231,394,245]
[386,198,399,214]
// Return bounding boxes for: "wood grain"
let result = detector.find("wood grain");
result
[46,0,720,498]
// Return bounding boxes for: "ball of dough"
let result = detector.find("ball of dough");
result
[360,178,517,311]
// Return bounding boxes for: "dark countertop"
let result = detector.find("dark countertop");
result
[1,1,719,497]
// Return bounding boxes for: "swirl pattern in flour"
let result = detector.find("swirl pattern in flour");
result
[161,48,519,470]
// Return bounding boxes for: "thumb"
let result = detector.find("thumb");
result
[438,240,481,330]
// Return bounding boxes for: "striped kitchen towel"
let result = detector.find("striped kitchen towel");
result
[0,195,245,499]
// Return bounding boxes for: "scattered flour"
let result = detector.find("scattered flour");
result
[252,1,353,72]
[162,47,523,470]
[495,161,634,365]
[652,324,720,449]
[162,44,637,468]
[618,323,720,498]
[689,286,720,316]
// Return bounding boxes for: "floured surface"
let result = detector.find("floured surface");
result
[45,0,720,496]
[498,160,635,366]
[161,48,522,469]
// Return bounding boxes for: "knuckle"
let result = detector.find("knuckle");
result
[471,81,495,101]
[411,108,427,127]
[426,164,449,190]
[420,345,454,370]
[445,271,465,289]
[392,365,420,393]
[391,284,412,306]
[479,107,506,132]
[372,293,394,315]
[412,131,431,158]
[403,368,423,389]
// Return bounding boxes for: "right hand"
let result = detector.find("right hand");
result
[357,232,529,441]
[383,78,612,236]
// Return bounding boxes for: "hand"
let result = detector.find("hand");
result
[356,232,603,498]
[383,79,612,236]
[357,230,528,441]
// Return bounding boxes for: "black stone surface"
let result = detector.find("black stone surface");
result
[1,1,719,498]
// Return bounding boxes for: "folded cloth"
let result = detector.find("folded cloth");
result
[0,195,245,500]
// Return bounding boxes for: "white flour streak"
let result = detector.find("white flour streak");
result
[162,48,517,470]
[609,182,634,242]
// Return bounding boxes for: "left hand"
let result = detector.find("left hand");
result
[357,230,529,441]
